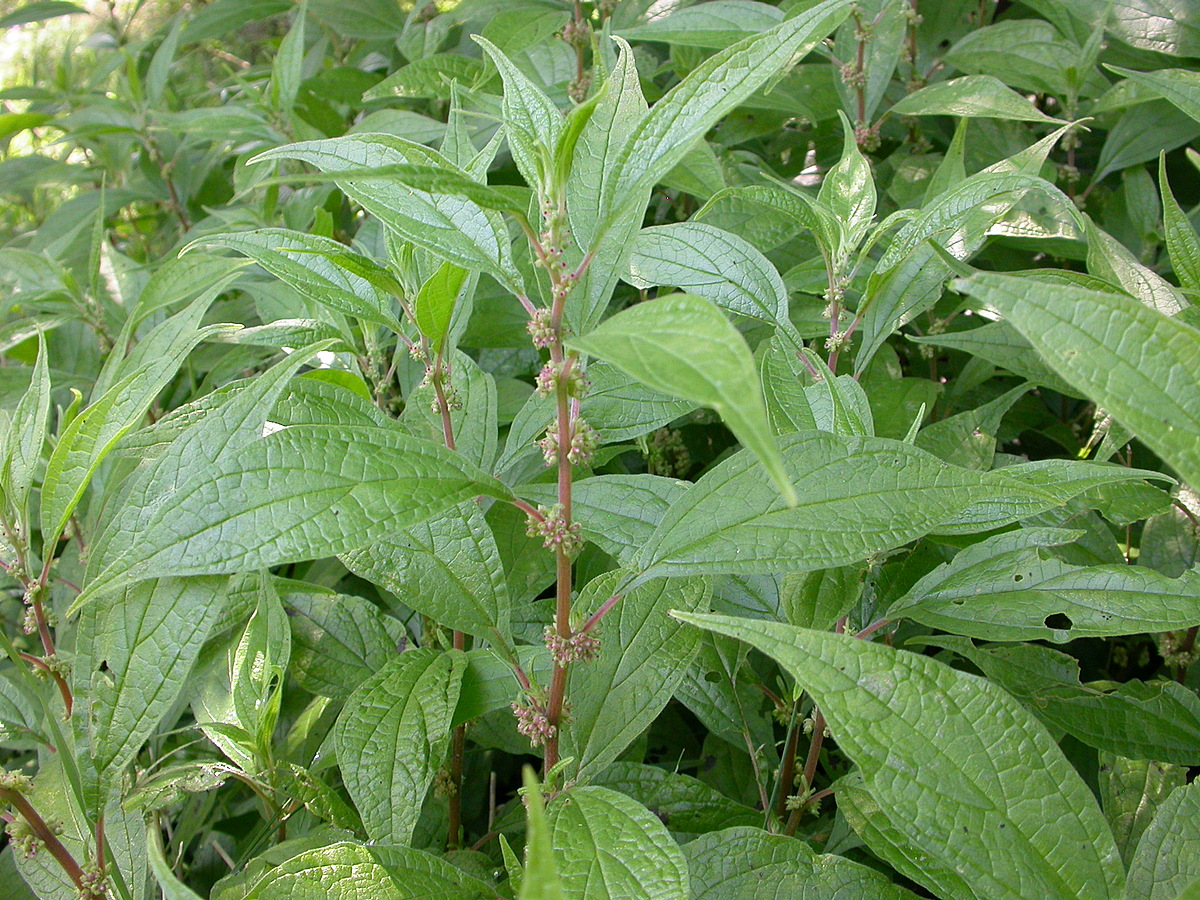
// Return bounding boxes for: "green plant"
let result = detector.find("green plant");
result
[2,0,1200,897]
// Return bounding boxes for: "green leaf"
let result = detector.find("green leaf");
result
[238,842,496,899]
[334,649,466,845]
[270,0,307,116]
[548,786,689,900]
[251,136,522,290]
[595,0,854,239]
[1100,754,1187,864]
[684,825,920,898]
[1127,782,1200,900]
[637,431,1000,578]
[415,260,468,354]
[958,271,1200,489]
[1160,153,1200,292]
[473,36,561,193]
[148,821,206,900]
[76,424,513,608]
[0,1,86,29]
[820,111,877,258]
[341,500,511,644]
[891,74,1064,122]
[518,767,564,900]
[40,297,228,545]
[891,527,1200,642]
[567,293,796,506]
[675,613,1125,900]
[364,54,488,101]
[145,13,185,108]
[1,330,49,513]
[591,764,759,836]
[191,229,403,329]
[922,636,1200,764]
[625,222,791,330]
[561,570,710,779]
[695,182,842,262]
[1084,215,1186,316]
[618,1,783,49]
[73,577,229,815]
[1108,65,1200,124]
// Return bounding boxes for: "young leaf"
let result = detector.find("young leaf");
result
[415,260,468,354]
[595,0,854,239]
[518,767,564,900]
[958,271,1200,489]
[675,613,1126,900]
[333,649,466,845]
[76,424,513,609]
[1,329,49,513]
[269,0,307,117]
[819,111,877,258]
[1160,153,1200,292]
[561,570,711,780]
[567,293,796,506]
[548,787,689,900]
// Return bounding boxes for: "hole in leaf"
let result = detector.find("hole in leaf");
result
[1014,573,1024,583]
[704,670,721,684]
[1044,613,1072,631]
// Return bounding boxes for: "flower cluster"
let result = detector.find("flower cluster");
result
[544,625,601,666]
[534,360,587,399]
[538,418,598,467]
[526,504,584,556]
[526,308,555,348]
[512,697,555,748]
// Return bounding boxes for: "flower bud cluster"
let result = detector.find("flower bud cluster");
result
[79,864,109,900]
[854,121,880,151]
[535,360,587,399]
[512,696,555,748]
[538,418,598,467]
[544,625,600,666]
[526,308,555,348]
[561,18,591,50]
[526,504,584,556]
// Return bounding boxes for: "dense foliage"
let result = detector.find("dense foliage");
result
[2,0,1200,896]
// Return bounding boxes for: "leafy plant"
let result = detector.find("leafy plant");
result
[1,0,1199,897]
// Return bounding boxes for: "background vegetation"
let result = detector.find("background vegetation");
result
[2,0,1200,897]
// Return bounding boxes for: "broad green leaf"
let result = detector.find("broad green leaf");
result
[958,271,1200,489]
[591,764,759,836]
[239,842,496,899]
[915,384,1029,470]
[561,570,710,779]
[890,528,1200,642]
[145,12,185,107]
[40,297,229,545]
[473,36,561,193]
[1160,153,1200,292]
[285,584,408,699]
[625,222,791,330]
[1108,65,1200,124]
[908,320,1078,397]
[1,330,49,512]
[568,293,796,506]
[1127,782,1200,900]
[334,649,466,845]
[77,424,513,608]
[618,1,782,48]
[596,0,854,239]
[944,19,1090,98]
[518,768,564,900]
[548,786,689,900]
[695,183,842,261]
[759,333,818,435]
[836,769,985,900]
[251,135,522,290]
[922,636,1200,764]
[341,500,511,644]
[191,229,403,329]
[1094,100,1200,184]
[415,261,468,354]
[675,613,1125,900]
[73,577,229,815]
[364,54,488,101]
[684,825,920,898]
[1100,754,1187,864]
[891,74,1063,122]
[1085,216,1186,316]
[674,632,775,752]
[637,431,1000,578]
[232,577,292,756]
